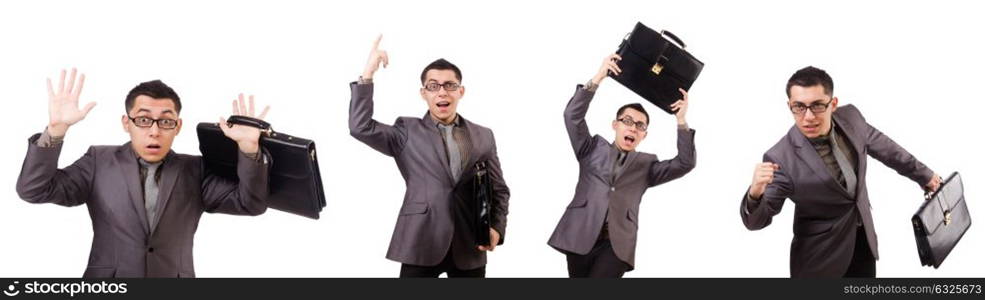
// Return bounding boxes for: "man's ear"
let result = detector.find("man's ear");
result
[831,96,839,112]
[420,87,427,102]
[459,86,466,98]
[121,115,130,133]
[175,118,183,135]
[612,119,619,131]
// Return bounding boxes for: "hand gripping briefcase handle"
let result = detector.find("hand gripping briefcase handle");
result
[198,115,326,219]
[923,174,957,226]
[225,115,273,135]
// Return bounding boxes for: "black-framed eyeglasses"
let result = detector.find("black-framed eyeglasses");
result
[617,116,648,131]
[424,81,461,92]
[789,100,832,115]
[128,116,178,129]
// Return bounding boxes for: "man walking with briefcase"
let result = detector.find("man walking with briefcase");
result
[740,66,943,278]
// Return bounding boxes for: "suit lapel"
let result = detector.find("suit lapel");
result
[789,126,852,198]
[151,152,179,234]
[115,144,151,236]
[459,118,482,183]
[832,110,866,173]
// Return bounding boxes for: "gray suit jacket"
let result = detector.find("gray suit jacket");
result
[348,82,510,270]
[16,134,269,278]
[548,85,696,269]
[740,105,933,278]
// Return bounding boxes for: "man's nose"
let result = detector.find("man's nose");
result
[148,123,161,136]
[803,109,817,121]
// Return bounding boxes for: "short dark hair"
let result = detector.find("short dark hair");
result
[420,58,462,85]
[786,66,833,98]
[616,103,650,125]
[125,80,182,114]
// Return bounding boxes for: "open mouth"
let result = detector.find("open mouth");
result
[146,144,162,152]
[803,123,820,132]
[436,101,450,108]
[624,135,636,143]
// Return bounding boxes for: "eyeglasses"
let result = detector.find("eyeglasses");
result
[424,81,461,92]
[128,116,178,129]
[617,116,648,131]
[790,101,832,115]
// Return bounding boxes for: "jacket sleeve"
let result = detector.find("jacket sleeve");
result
[855,108,934,187]
[740,153,793,230]
[487,131,510,245]
[648,128,697,187]
[564,85,600,159]
[201,150,270,216]
[348,81,408,157]
[16,133,94,207]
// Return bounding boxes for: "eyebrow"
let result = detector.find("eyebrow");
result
[793,99,828,105]
[136,108,176,115]
[427,79,459,84]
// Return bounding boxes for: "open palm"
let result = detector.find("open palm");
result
[47,68,96,135]
[219,94,270,153]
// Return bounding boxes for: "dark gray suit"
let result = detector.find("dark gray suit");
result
[741,105,933,277]
[16,134,269,278]
[348,82,510,270]
[548,85,696,270]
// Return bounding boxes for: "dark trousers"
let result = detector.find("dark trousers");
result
[565,239,630,278]
[400,248,485,278]
[844,226,877,278]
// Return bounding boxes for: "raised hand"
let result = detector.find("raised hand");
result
[749,162,780,200]
[219,94,270,154]
[47,68,97,137]
[362,35,389,80]
[670,88,690,125]
[591,53,622,85]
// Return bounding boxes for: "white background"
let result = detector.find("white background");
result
[0,0,981,277]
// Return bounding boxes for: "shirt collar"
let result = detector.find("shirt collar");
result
[808,120,838,146]
[425,112,462,128]
[138,158,164,169]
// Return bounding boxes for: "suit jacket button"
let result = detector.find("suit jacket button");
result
[148,247,155,253]
[610,187,616,192]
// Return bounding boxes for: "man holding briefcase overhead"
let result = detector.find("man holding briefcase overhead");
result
[548,54,697,277]
[740,66,943,278]
[349,36,510,278]
[16,68,272,277]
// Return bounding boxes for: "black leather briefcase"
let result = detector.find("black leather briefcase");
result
[197,116,326,219]
[610,22,704,114]
[472,161,493,246]
[912,172,970,268]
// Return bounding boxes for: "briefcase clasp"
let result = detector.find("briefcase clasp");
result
[944,211,952,226]
[652,55,669,75]
[651,63,664,75]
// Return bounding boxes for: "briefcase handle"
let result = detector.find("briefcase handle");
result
[622,29,688,49]
[923,173,954,224]
[661,30,687,49]
[225,115,274,137]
